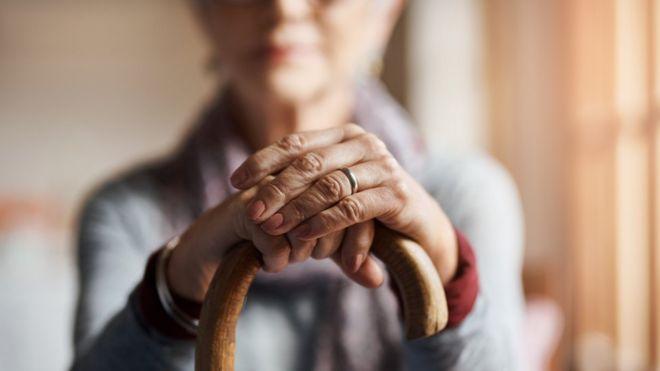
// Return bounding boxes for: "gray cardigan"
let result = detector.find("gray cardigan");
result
[71,82,525,371]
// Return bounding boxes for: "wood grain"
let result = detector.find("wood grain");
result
[195,226,448,371]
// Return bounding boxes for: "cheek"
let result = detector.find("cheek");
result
[206,9,263,72]
[322,4,373,77]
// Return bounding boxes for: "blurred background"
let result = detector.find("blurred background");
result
[0,0,658,370]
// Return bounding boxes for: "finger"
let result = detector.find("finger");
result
[291,187,403,241]
[261,158,397,235]
[331,252,384,288]
[231,124,365,189]
[287,234,317,263]
[340,221,375,273]
[245,222,291,273]
[312,229,345,260]
[246,133,389,222]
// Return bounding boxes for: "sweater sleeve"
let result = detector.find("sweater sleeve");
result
[403,153,525,371]
[70,181,195,371]
[443,229,479,328]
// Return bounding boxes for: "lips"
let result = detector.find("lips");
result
[262,43,319,62]
[256,27,322,64]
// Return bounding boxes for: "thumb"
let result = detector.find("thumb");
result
[331,252,384,288]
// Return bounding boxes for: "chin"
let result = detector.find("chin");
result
[264,65,330,103]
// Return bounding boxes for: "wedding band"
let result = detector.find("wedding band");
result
[340,167,359,195]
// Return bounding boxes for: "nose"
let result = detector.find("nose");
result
[272,0,313,22]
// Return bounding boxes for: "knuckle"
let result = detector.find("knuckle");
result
[382,156,400,173]
[291,240,315,262]
[276,133,306,153]
[363,133,387,154]
[264,181,287,201]
[273,244,291,259]
[314,252,331,260]
[317,174,345,200]
[391,178,409,200]
[242,160,260,180]
[287,201,307,224]
[312,244,332,260]
[265,246,290,272]
[311,249,323,260]
[345,123,365,135]
[338,197,364,223]
[265,261,285,273]
[293,152,324,175]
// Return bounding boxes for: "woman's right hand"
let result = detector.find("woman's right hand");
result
[165,182,294,303]
[165,179,384,303]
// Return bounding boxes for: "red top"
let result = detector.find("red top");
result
[444,229,479,327]
[138,227,479,340]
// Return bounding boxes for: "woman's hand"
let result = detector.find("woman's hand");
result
[164,175,385,302]
[230,124,459,286]
[165,185,292,302]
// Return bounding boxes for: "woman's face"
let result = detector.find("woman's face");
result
[196,0,400,103]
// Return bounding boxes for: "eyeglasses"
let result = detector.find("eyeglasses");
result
[200,0,352,6]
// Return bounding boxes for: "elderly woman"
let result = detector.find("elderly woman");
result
[71,0,524,370]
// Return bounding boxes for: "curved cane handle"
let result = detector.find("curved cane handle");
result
[195,225,448,371]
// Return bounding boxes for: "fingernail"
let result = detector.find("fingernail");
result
[261,213,284,233]
[247,200,266,220]
[293,224,312,240]
[350,254,365,273]
[231,168,248,187]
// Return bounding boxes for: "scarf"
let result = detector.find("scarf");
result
[166,78,428,370]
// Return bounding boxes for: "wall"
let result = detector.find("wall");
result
[0,1,211,369]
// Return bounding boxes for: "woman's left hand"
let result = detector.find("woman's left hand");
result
[230,124,459,285]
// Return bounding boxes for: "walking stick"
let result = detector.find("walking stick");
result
[195,225,448,371]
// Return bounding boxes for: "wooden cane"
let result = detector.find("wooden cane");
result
[195,225,448,371]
